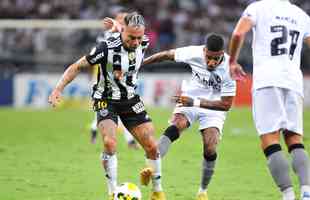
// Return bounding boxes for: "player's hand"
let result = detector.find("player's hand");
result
[172,95,194,107]
[229,62,246,81]
[102,17,115,30]
[48,89,62,108]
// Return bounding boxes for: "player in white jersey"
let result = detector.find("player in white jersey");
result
[229,1,310,200]
[143,33,236,200]
[49,12,165,200]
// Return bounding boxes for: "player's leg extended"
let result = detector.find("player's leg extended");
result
[284,131,310,200]
[130,122,166,200]
[98,119,118,197]
[261,132,295,200]
[197,127,219,200]
[158,113,189,157]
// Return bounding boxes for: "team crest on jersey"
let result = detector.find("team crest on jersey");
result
[99,109,109,117]
[128,52,136,61]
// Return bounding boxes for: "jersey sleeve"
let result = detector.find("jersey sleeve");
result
[85,41,108,65]
[242,2,258,26]
[174,46,192,63]
[221,67,237,97]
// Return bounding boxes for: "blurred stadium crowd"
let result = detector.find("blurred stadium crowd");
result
[0,0,310,73]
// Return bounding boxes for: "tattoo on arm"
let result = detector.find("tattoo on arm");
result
[200,96,234,111]
[56,56,91,91]
[143,49,175,65]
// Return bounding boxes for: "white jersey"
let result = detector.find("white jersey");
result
[175,45,236,101]
[243,0,310,96]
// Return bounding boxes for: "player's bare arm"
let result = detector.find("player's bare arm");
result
[142,49,175,65]
[173,95,234,111]
[48,56,91,107]
[305,36,310,48]
[229,17,253,80]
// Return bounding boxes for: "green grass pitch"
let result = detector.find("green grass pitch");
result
[1,107,310,200]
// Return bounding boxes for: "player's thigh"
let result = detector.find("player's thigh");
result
[130,122,157,151]
[284,89,303,135]
[198,108,226,136]
[97,118,118,139]
[252,87,286,135]
[170,113,190,132]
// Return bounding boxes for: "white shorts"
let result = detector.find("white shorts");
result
[252,87,303,135]
[173,106,226,134]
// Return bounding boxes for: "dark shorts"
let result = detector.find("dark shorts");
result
[95,95,152,130]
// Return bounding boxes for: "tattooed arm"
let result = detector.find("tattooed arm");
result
[174,95,234,111]
[48,56,92,107]
[142,49,176,65]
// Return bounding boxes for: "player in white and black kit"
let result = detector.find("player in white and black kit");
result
[48,12,166,200]
[89,13,139,150]
[229,1,310,200]
[143,33,236,200]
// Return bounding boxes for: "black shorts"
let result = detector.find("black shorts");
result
[95,95,152,130]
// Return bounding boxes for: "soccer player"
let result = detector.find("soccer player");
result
[90,13,139,149]
[229,1,310,200]
[143,33,236,200]
[48,12,165,200]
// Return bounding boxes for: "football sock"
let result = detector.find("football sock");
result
[282,187,296,200]
[101,152,117,195]
[147,158,163,192]
[264,144,293,192]
[200,153,217,191]
[289,144,310,186]
[91,118,97,132]
[158,125,180,157]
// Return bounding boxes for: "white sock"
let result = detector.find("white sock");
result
[91,115,97,131]
[101,153,117,195]
[282,187,295,200]
[146,158,163,192]
[301,185,310,198]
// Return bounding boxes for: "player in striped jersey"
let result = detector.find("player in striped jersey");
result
[143,33,236,200]
[89,12,139,150]
[229,0,310,199]
[48,12,165,200]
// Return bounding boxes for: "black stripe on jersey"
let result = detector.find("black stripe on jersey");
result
[115,79,128,99]
[113,54,122,71]
[126,51,136,87]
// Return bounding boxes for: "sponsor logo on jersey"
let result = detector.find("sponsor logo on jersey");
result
[91,52,105,63]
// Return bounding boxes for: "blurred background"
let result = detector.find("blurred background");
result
[1,0,310,108]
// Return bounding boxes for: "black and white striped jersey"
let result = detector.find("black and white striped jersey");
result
[86,32,149,100]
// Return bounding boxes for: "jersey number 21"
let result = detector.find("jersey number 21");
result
[270,25,300,60]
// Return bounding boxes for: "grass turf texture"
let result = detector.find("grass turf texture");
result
[1,107,310,200]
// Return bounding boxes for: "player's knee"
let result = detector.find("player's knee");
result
[171,114,190,131]
[103,137,117,153]
[204,145,217,157]
[263,144,282,158]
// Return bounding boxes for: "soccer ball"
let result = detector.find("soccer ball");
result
[114,182,142,200]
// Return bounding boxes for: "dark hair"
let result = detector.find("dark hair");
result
[205,33,224,51]
[124,12,145,27]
